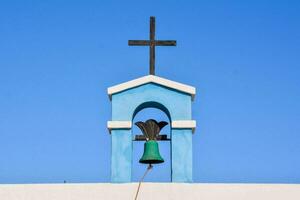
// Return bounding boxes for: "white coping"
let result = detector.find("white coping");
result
[107,120,196,133]
[107,121,132,133]
[172,120,196,133]
[107,75,196,100]
[0,183,299,200]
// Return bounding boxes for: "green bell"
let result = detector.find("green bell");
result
[139,140,164,164]
[135,119,167,164]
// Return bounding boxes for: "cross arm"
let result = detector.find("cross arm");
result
[128,40,150,46]
[128,40,177,46]
[155,40,176,46]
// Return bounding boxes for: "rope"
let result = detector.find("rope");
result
[134,164,153,200]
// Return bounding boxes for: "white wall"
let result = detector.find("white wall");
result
[0,183,299,200]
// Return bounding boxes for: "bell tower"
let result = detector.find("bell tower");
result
[107,17,196,183]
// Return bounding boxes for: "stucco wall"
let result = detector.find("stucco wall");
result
[111,83,192,120]
[1,183,299,200]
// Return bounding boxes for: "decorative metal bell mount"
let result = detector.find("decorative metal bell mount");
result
[135,119,168,164]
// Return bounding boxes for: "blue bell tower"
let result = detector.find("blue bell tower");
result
[107,17,196,183]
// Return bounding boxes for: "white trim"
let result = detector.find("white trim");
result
[107,75,196,100]
[107,121,132,133]
[1,183,300,200]
[172,120,196,133]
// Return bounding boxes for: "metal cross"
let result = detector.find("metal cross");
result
[128,16,177,75]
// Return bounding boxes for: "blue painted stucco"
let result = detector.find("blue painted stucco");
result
[172,129,193,182]
[109,82,194,182]
[112,83,192,121]
[111,129,132,182]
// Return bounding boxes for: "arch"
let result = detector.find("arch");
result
[132,101,171,122]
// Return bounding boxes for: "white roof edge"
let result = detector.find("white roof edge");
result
[107,75,196,100]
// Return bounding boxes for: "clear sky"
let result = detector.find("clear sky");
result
[1,0,300,184]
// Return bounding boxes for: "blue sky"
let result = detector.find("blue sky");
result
[1,0,300,183]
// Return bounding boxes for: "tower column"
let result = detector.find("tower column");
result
[108,121,132,183]
[111,129,132,183]
[171,128,193,182]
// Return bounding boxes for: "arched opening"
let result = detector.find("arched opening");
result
[132,101,171,121]
[132,102,171,182]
